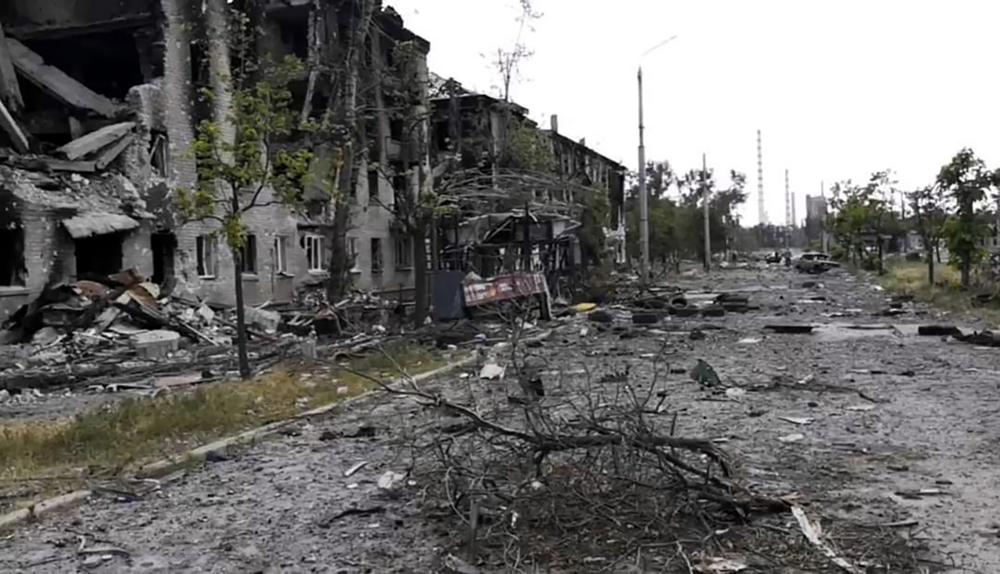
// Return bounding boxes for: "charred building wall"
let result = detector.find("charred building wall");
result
[0,0,431,317]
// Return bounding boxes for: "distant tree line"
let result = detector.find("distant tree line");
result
[826,148,1000,290]
[623,161,748,271]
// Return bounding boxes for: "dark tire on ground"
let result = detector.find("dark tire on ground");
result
[589,310,613,324]
[670,307,699,318]
[631,312,659,325]
[701,306,726,317]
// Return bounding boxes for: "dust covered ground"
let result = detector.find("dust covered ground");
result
[2,265,1000,572]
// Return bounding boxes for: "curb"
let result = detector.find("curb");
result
[0,353,476,532]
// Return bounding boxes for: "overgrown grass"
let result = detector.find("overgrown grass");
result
[0,344,448,513]
[880,260,1000,324]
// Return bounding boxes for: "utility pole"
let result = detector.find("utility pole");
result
[637,67,649,283]
[703,153,711,271]
[821,181,830,253]
[757,129,766,225]
[636,35,677,284]
[784,169,791,249]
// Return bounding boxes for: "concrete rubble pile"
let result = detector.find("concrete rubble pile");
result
[0,268,301,392]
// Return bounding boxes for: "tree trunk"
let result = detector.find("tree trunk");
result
[231,245,251,379]
[413,222,428,325]
[926,245,935,285]
[961,260,971,289]
[324,0,375,302]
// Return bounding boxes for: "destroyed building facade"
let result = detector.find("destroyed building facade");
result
[0,0,623,323]
[0,0,430,321]
[428,79,627,277]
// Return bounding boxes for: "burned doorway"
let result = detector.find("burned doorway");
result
[75,233,124,278]
[151,231,177,285]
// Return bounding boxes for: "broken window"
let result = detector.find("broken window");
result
[151,231,177,286]
[348,237,358,270]
[370,237,383,274]
[240,234,257,274]
[274,236,289,275]
[395,237,412,269]
[149,131,168,177]
[278,18,309,59]
[0,224,26,287]
[76,233,124,278]
[196,235,218,278]
[304,234,325,273]
[392,173,407,207]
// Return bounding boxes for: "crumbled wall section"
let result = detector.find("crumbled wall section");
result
[159,0,196,191]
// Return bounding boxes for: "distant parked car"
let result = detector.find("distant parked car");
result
[795,252,840,274]
[764,251,783,264]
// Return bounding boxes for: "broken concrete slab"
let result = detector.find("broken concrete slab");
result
[95,133,135,169]
[0,98,28,152]
[245,307,281,334]
[131,330,180,359]
[0,24,23,113]
[0,64,18,116]
[7,38,118,118]
[56,122,135,160]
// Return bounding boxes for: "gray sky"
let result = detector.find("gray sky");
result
[397,0,1000,226]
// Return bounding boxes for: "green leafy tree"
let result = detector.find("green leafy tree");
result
[908,185,950,285]
[937,148,1000,288]
[178,57,313,379]
[829,180,883,267]
[862,170,896,273]
[578,187,611,268]
[504,121,556,172]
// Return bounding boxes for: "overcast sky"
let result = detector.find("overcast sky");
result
[396,0,1000,226]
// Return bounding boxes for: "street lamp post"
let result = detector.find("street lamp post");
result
[637,34,677,284]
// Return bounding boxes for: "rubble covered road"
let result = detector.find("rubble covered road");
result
[3,265,1000,572]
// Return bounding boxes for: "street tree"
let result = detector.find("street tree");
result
[908,185,950,285]
[862,170,897,273]
[492,0,542,103]
[178,56,313,379]
[829,181,862,263]
[936,148,1000,288]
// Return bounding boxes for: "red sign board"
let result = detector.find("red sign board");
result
[463,272,549,308]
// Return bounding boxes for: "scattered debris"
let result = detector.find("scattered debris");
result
[791,505,863,573]
[343,461,368,478]
[725,387,746,401]
[689,359,721,387]
[479,362,505,380]
[846,405,876,412]
[694,557,749,573]
[778,433,806,443]
[778,416,814,426]
[318,506,386,528]
[765,324,815,334]
[377,471,406,491]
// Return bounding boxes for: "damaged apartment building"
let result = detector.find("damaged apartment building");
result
[0,0,430,321]
[428,77,627,279]
[0,0,625,323]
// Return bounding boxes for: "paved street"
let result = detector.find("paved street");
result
[3,264,1000,572]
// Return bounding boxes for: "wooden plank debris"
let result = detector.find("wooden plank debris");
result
[95,133,134,169]
[57,122,134,160]
[0,24,24,113]
[0,97,29,152]
[38,158,97,173]
[7,38,118,118]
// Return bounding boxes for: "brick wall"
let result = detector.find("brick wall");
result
[0,204,152,321]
